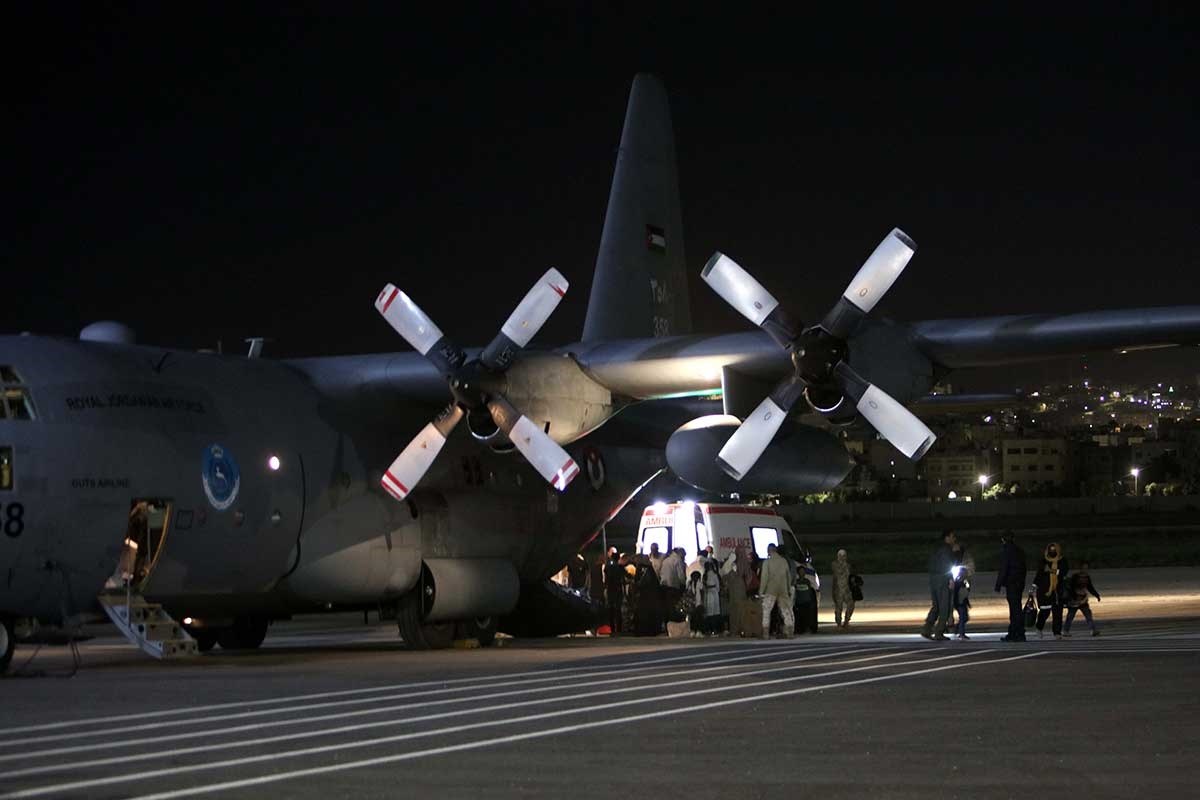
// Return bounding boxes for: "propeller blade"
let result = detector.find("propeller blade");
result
[716,376,807,480]
[834,362,936,461]
[374,284,465,374]
[380,405,465,501]
[821,228,916,338]
[487,394,580,491]
[480,268,570,371]
[701,252,799,347]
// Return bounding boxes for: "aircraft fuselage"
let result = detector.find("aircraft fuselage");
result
[0,335,657,626]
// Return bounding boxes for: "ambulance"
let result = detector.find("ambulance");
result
[635,501,800,567]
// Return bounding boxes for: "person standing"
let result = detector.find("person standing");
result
[658,547,687,630]
[603,547,624,635]
[921,530,956,640]
[1063,561,1101,637]
[759,543,795,639]
[995,531,1028,642]
[702,560,722,636]
[831,549,855,630]
[722,548,750,637]
[1034,542,1069,639]
[950,542,975,640]
[648,542,664,578]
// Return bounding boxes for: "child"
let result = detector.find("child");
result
[1063,561,1102,637]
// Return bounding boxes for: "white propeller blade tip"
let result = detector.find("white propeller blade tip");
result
[715,396,787,481]
[701,252,779,328]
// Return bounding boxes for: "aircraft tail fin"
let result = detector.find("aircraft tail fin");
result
[582,74,692,342]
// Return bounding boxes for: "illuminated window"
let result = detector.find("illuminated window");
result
[750,526,779,558]
[640,526,669,555]
[0,447,11,490]
[0,367,35,421]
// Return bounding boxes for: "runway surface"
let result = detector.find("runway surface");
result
[2,574,1198,799]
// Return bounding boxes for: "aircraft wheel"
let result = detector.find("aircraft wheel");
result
[397,592,454,650]
[0,617,14,672]
[191,629,218,652]
[217,616,269,650]
[467,616,497,647]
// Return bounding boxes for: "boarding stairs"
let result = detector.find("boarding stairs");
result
[98,584,198,660]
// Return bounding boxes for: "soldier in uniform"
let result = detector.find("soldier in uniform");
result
[759,543,795,639]
[831,549,855,629]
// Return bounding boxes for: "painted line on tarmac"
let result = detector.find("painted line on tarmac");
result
[0,641,863,750]
[0,639,851,741]
[1,650,986,799]
[3,647,899,772]
[117,652,1046,800]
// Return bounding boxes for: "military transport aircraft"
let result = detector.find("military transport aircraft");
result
[2,74,1198,668]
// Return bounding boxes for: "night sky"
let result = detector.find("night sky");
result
[9,5,1198,390]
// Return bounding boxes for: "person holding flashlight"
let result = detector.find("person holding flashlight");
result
[949,541,975,640]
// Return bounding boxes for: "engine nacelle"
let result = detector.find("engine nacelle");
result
[666,416,852,494]
[422,558,520,623]
[500,353,613,444]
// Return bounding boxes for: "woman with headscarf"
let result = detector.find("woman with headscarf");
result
[721,546,751,637]
[633,555,663,636]
[702,559,722,636]
[831,549,855,630]
[1034,542,1069,639]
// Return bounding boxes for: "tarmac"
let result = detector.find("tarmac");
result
[1,568,1198,799]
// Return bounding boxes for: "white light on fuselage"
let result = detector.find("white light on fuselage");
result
[268,455,281,471]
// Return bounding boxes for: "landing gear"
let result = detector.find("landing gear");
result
[1,616,14,672]
[190,629,218,652]
[215,616,269,650]
[466,616,497,647]
[396,591,454,650]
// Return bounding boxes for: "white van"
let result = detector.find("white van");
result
[635,502,800,568]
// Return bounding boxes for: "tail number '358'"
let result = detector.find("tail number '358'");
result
[2,503,25,538]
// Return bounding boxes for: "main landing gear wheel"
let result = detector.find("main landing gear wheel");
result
[190,629,218,652]
[216,616,269,650]
[466,616,497,647]
[0,617,14,672]
[396,591,454,650]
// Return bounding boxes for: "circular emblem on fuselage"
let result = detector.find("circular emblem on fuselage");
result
[584,447,606,491]
[202,444,241,511]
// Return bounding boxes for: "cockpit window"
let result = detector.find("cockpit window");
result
[0,447,12,490]
[0,367,35,421]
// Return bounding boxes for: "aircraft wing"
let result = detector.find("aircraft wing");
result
[909,306,1200,368]
[571,305,1200,399]
[299,304,1200,414]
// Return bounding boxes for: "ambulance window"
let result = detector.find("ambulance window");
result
[641,526,669,555]
[750,526,779,558]
[781,529,801,554]
[0,447,12,489]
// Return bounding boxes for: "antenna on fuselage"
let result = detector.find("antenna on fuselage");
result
[245,337,268,358]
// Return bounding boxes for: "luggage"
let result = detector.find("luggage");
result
[850,573,864,601]
[1023,594,1037,628]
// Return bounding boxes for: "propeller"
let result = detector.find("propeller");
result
[702,228,935,480]
[373,268,579,501]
